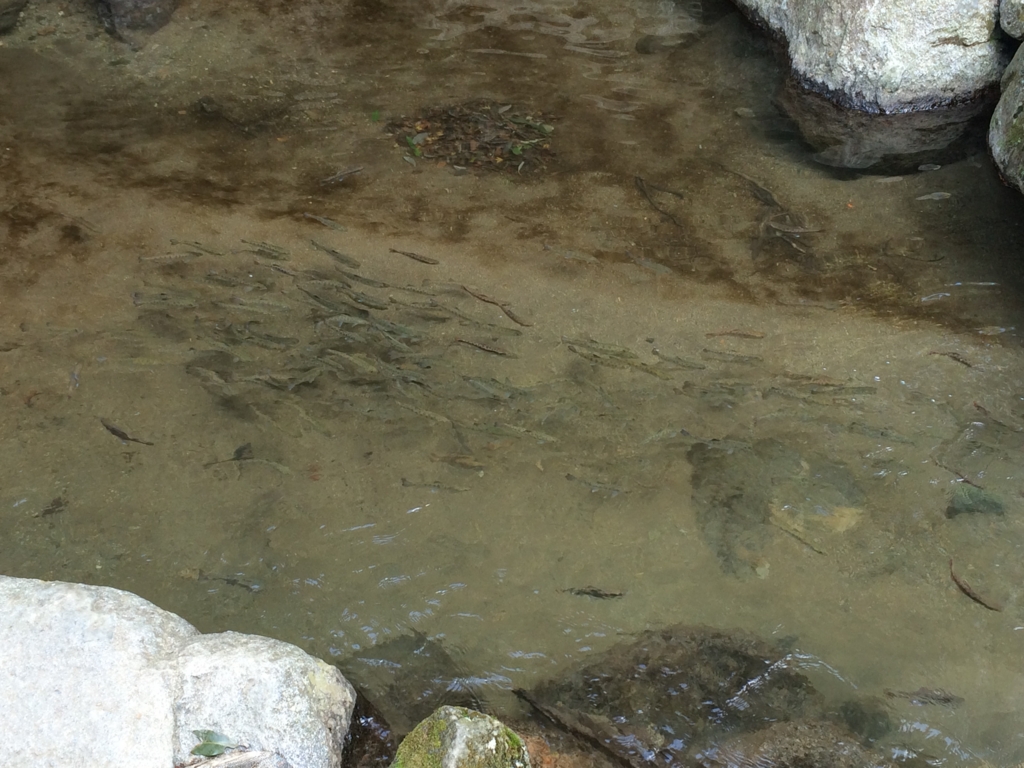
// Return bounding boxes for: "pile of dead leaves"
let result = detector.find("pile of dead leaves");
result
[386,99,555,174]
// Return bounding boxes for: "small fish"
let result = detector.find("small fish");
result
[560,586,625,599]
[454,338,514,357]
[302,212,347,231]
[239,239,290,260]
[462,285,533,327]
[917,163,941,172]
[430,453,486,469]
[320,166,363,185]
[700,348,762,364]
[928,350,971,367]
[100,418,154,446]
[310,239,361,269]
[706,329,765,339]
[884,687,964,707]
[652,349,706,370]
[169,239,223,256]
[203,443,255,468]
[916,192,951,201]
[68,363,82,396]
[132,289,198,308]
[389,247,439,265]
[402,478,470,492]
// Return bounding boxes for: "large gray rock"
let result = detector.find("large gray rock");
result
[0,576,356,768]
[1002,0,1024,39]
[990,43,1024,194]
[734,0,1011,112]
[0,0,28,33]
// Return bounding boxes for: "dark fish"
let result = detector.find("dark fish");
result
[389,247,440,265]
[561,586,625,599]
[929,350,972,367]
[100,418,154,446]
[204,443,255,468]
[884,687,964,707]
[310,239,361,269]
[454,338,514,357]
[37,497,67,518]
[462,285,533,327]
[303,212,348,231]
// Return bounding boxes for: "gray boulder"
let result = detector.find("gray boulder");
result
[1002,0,1024,39]
[0,576,355,768]
[0,0,28,34]
[990,43,1024,194]
[98,0,178,34]
[734,0,1011,112]
[391,706,530,768]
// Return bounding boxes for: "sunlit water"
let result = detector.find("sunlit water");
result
[1,0,1024,764]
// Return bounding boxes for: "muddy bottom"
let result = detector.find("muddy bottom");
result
[1,1,1024,765]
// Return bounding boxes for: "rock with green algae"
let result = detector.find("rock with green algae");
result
[390,706,530,768]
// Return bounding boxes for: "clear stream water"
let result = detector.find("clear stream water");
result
[1,0,1023,764]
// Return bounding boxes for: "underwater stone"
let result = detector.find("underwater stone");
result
[99,0,178,33]
[990,43,1024,196]
[945,483,1005,518]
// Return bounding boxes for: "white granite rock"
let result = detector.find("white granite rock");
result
[734,0,1011,112]
[0,576,355,768]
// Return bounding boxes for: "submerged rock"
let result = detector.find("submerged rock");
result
[0,0,27,34]
[517,625,822,768]
[733,0,1011,113]
[391,706,530,768]
[344,631,483,736]
[777,78,990,172]
[945,483,1005,518]
[697,720,896,768]
[97,0,178,35]
[688,438,865,575]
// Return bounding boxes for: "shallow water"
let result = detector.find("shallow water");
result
[2,0,1024,763]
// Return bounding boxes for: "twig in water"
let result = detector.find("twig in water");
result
[634,176,685,229]
[949,558,1003,611]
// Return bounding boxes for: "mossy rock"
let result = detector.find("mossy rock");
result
[390,706,530,768]
[946,484,1004,518]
